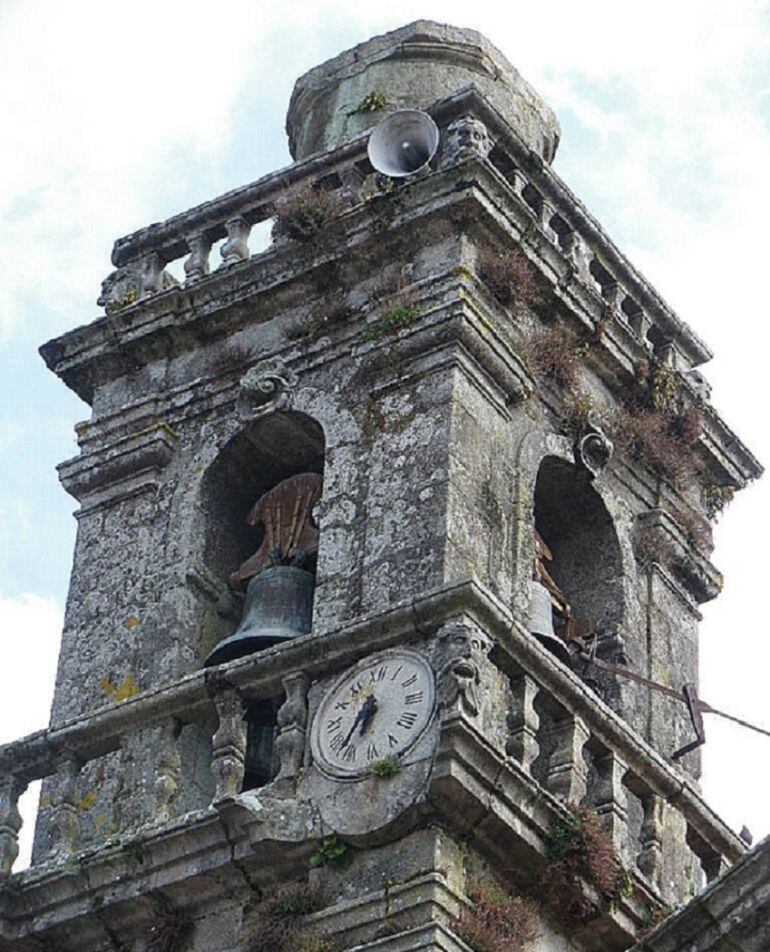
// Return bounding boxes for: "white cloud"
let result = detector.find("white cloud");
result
[0,593,62,871]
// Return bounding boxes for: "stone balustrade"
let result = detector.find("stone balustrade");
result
[98,87,710,377]
[0,578,742,897]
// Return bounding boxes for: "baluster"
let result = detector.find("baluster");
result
[51,753,82,859]
[211,688,247,801]
[506,673,540,771]
[701,848,729,884]
[339,166,365,205]
[637,792,664,889]
[221,217,251,266]
[183,233,212,283]
[563,232,592,284]
[0,775,27,879]
[273,672,309,795]
[539,199,558,243]
[602,281,624,321]
[592,750,629,855]
[153,718,182,824]
[544,712,590,803]
[509,167,527,199]
[140,252,165,297]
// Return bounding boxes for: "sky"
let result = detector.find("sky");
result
[1,0,769,869]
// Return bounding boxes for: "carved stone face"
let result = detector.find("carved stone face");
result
[440,623,491,680]
[445,115,493,162]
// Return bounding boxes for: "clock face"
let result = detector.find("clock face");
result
[311,649,435,778]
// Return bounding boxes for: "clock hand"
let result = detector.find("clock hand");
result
[358,695,378,737]
[341,695,377,748]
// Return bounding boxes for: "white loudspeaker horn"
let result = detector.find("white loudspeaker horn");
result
[367,110,440,178]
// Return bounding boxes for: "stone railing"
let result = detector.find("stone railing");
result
[99,86,710,376]
[0,578,743,895]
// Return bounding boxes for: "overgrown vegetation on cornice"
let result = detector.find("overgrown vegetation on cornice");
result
[539,805,632,928]
[245,884,328,952]
[452,881,539,952]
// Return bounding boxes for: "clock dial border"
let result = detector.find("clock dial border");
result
[310,648,435,780]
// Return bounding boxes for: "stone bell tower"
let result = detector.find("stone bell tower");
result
[1,20,764,952]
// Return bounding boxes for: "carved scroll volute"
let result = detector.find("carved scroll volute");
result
[236,359,298,422]
[0,775,27,879]
[211,688,247,801]
[575,411,614,480]
[273,672,309,795]
[436,620,492,720]
[153,718,182,824]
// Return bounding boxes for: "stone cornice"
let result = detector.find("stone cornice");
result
[0,577,744,867]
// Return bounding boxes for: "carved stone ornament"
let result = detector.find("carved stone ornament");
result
[442,114,493,166]
[575,411,614,480]
[237,359,298,422]
[436,620,492,718]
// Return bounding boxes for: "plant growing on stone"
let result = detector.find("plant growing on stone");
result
[703,484,734,520]
[650,362,679,413]
[288,299,356,341]
[245,884,328,952]
[607,404,698,490]
[560,391,594,438]
[350,91,388,114]
[146,894,193,952]
[451,882,539,952]
[539,805,631,927]
[520,325,582,391]
[274,185,340,242]
[309,834,351,868]
[633,528,676,572]
[360,304,420,341]
[370,756,400,778]
[666,504,712,552]
[477,245,543,317]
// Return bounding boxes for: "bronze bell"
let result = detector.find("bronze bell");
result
[204,472,322,668]
[528,580,572,666]
[204,564,314,667]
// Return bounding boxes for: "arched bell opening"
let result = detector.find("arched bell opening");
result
[199,411,326,666]
[531,456,624,668]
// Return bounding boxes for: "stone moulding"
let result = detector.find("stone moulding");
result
[38,128,759,490]
[0,578,744,869]
[57,421,177,505]
[636,508,722,605]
